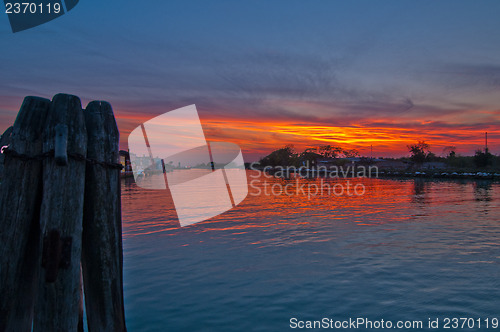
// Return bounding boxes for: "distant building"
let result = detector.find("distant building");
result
[374,160,409,170]
[421,161,447,170]
[119,150,132,175]
[119,150,129,171]
[317,157,360,165]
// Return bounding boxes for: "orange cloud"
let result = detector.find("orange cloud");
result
[111,105,499,160]
[198,117,499,160]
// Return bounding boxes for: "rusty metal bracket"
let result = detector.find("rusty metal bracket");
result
[41,229,72,283]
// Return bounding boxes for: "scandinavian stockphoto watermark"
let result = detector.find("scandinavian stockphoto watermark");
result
[4,0,79,33]
[247,162,378,200]
[127,105,378,227]
[289,317,500,329]
[128,105,248,227]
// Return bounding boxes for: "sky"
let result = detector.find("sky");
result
[1,1,500,161]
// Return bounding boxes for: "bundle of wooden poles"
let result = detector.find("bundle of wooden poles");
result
[0,94,126,332]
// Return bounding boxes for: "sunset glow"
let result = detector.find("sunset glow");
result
[113,110,499,161]
[1,1,500,161]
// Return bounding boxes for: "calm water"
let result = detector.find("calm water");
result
[121,171,500,331]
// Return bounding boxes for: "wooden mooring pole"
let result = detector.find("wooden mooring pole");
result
[0,94,126,332]
[82,101,126,331]
[34,94,87,331]
[0,97,51,331]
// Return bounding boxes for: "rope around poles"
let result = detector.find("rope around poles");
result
[1,147,124,170]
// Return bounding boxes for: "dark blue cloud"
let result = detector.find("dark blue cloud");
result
[1,0,500,134]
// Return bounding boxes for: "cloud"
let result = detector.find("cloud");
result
[434,63,500,89]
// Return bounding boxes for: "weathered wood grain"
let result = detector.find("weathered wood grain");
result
[0,97,50,332]
[82,101,126,331]
[1,95,126,331]
[34,94,88,332]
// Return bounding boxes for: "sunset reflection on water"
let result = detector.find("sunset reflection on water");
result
[121,171,500,332]
[122,171,499,238]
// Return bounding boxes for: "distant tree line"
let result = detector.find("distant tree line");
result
[407,141,497,169]
[257,142,499,170]
[258,145,360,167]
